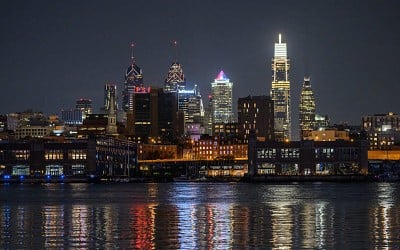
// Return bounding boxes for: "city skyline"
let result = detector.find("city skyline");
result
[1,0,400,131]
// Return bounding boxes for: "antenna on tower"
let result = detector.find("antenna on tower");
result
[130,43,135,64]
[279,33,282,43]
[173,40,178,62]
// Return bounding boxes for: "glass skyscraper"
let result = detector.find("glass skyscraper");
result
[299,76,316,139]
[211,70,233,124]
[122,45,144,112]
[271,34,291,141]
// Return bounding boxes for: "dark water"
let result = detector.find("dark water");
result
[0,182,399,249]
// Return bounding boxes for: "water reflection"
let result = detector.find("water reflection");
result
[0,183,399,248]
[370,183,400,248]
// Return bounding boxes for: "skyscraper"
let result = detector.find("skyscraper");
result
[164,41,186,93]
[211,70,233,125]
[164,62,186,93]
[299,76,316,139]
[122,44,144,112]
[271,33,291,141]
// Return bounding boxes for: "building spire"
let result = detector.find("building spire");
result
[130,43,135,64]
[279,33,282,43]
[173,40,178,62]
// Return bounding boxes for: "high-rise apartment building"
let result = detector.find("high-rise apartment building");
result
[299,76,316,139]
[211,70,233,126]
[238,95,274,143]
[271,34,291,141]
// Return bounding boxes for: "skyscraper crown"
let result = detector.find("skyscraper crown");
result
[274,33,287,58]
[216,70,228,81]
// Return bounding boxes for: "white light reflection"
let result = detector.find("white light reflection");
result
[371,183,396,248]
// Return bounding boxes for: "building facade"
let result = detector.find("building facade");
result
[75,99,93,120]
[362,112,400,149]
[0,136,137,178]
[211,70,234,125]
[248,134,368,176]
[193,135,247,160]
[271,34,291,141]
[238,95,274,143]
[299,76,316,139]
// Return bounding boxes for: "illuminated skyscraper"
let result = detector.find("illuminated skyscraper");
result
[122,44,144,112]
[299,76,316,139]
[164,41,186,93]
[211,70,233,125]
[270,33,291,141]
[164,62,186,93]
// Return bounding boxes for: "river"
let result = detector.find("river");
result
[0,182,399,249]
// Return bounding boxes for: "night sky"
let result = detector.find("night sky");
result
[1,0,400,136]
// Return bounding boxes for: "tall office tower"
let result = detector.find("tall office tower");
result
[75,98,93,120]
[271,33,291,141]
[103,83,117,112]
[238,95,274,143]
[211,70,233,126]
[362,112,400,149]
[122,44,144,112]
[178,85,204,124]
[164,41,186,93]
[299,76,316,139]
[126,87,181,144]
[164,62,186,93]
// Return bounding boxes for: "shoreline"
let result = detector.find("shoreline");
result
[0,174,393,184]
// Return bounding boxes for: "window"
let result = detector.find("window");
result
[45,149,63,160]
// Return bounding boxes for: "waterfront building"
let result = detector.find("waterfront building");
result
[138,144,178,160]
[122,44,144,112]
[193,134,247,160]
[0,136,137,178]
[211,70,234,126]
[238,95,274,143]
[362,112,400,149]
[299,76,316,139]
[270,34,291,141]
[248,133,368,176]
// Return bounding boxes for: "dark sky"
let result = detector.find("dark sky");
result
[1,0,400,130]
